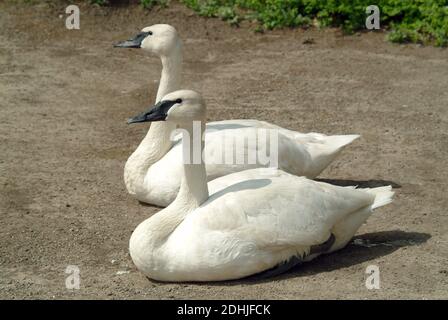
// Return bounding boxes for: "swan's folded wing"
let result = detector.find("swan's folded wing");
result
[202,127,278,178]
[195,171,376,249]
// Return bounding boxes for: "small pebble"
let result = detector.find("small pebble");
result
[116,270,130,275]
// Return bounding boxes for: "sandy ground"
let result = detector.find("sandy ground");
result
[0,1,447,299]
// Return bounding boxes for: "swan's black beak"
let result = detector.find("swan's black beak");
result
[127,99,178,124]
[114,31,151,48]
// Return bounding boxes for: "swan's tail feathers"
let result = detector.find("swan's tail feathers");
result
[366,185,395,210]
[301,134,360,179]
[326,134,360,151]
[328,186,393,254]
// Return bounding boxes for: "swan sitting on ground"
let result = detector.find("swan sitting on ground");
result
[127,90,394,282]
[115,25,359,207]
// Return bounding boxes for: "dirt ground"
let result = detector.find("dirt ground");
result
[0,1,447,299]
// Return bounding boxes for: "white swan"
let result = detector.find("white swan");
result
[115,25,359,207]
[127,90,394,282]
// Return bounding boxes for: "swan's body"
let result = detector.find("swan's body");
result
[117,24,359,207]
[128,119,359,206]
[128,90,394,282]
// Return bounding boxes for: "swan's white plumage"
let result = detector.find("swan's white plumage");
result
[136,122,359,206]
[129,90,394,282]
[120,24,360,207]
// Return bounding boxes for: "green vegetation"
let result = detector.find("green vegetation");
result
[180,0,448,46]
[140,0,168,8]
[90,0,108,5]
[89,0,448,46]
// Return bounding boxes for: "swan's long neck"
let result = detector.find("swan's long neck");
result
[130,121,208,266]
[172,120,209,210]
[124,121,175,195]
[124,44,183,195]
[156,43,182,101]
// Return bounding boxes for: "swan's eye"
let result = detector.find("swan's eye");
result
[175,98,182,104]
[147,31,153,36]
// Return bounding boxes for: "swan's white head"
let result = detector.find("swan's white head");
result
[127,90,206,125]
[114,24,181,56]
